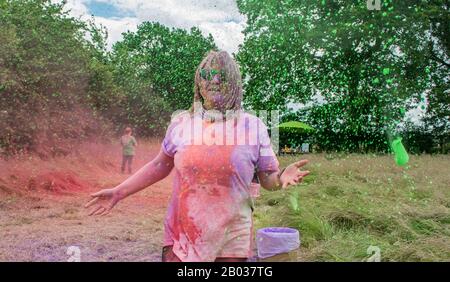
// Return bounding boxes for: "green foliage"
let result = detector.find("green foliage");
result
[0,1,219,155]
[2,0,447,156]
[0,0,117,156]
[422,79,450,153]
[110,22,217,136]
[401,120,450,154]
[237,0,449,152]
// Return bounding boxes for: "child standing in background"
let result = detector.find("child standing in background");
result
[120,127,137,174]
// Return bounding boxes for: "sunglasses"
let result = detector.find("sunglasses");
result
[199,68,227,82]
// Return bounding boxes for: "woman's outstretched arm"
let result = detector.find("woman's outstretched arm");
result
[85,149,174,215]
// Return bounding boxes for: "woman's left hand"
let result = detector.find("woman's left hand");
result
[280,159,310,189]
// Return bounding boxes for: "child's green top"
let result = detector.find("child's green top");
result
[121,135,137,156]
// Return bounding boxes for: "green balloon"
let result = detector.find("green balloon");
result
[391,137,409,166]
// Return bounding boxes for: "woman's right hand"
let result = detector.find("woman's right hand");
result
[85,188,124,216]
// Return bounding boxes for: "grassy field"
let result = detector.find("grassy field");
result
[0,140,449,261]
[254,153,450,261]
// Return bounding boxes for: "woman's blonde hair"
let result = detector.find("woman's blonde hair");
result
[189,50,243,116]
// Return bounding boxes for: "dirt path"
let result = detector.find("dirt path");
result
[0,174,173,262]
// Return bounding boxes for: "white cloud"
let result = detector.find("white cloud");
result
[56,0,247,54]
[94,16,139,49]
[199,21,246,55]
[58,0,90,18]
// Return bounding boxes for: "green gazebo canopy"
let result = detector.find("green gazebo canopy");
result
[276,121,315,132]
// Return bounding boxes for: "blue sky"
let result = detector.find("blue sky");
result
[86,1,135,18]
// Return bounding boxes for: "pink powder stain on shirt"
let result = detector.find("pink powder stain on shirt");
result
[175,143,237,247]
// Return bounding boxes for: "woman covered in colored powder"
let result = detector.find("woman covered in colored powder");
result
[85,51,310,262]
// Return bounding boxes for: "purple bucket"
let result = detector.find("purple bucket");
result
[256,227,300,259]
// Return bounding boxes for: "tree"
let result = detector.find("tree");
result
[0,0,120,156]
[110,22,217,136]
[422,79,450,153]
[237,0,449,152]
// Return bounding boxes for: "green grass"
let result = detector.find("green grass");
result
[253,153,450,261]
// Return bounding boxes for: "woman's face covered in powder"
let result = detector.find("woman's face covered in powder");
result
[199,55,230,112]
